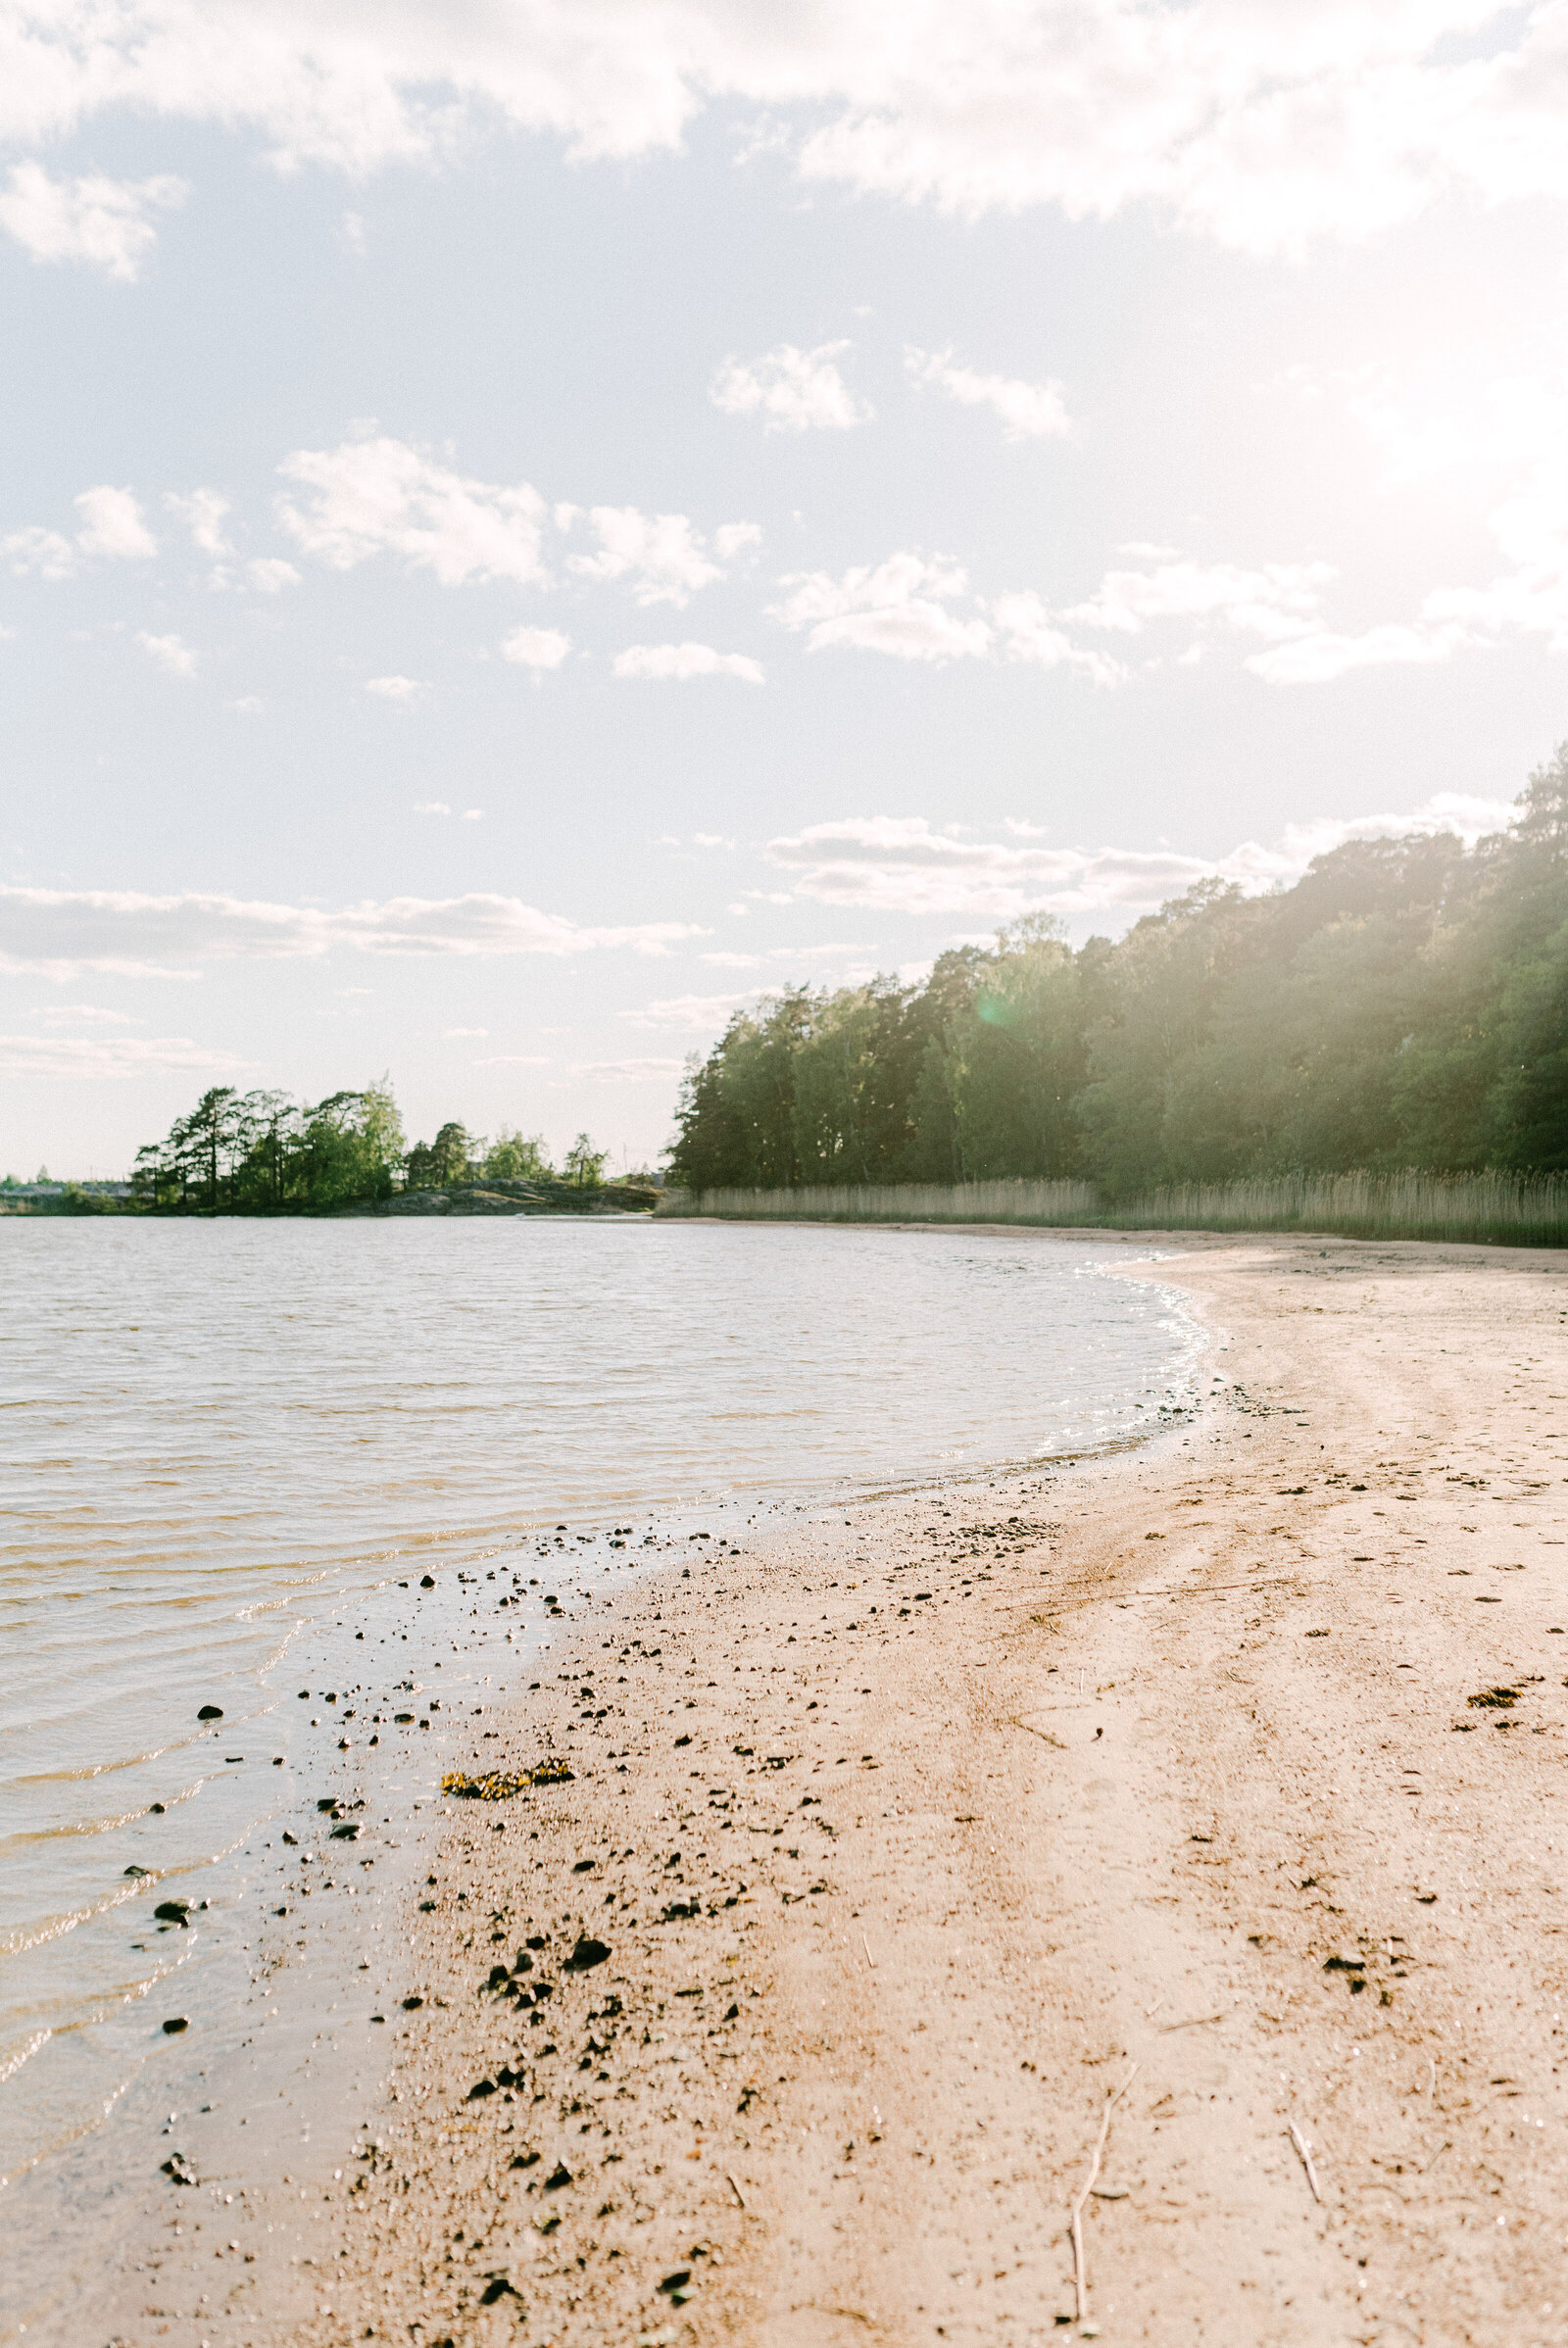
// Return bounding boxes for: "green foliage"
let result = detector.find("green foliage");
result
[668,759,1568,1195]
[134,1080,407,1212]
[480,1126,554,1182]
[563,1132,609,1187]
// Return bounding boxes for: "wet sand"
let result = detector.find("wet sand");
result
[98,1233,1568,2346]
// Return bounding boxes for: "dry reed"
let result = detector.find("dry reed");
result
[655,1169,1568,1247]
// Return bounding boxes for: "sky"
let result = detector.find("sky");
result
[5,2,1568,1178]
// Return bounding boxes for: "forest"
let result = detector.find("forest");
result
[668,749,1568,1198]
[129,1091,637,1214]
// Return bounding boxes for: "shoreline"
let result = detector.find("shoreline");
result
[47,1228,1568,2345]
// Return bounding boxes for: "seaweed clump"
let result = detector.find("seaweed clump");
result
[442,1760,574,1799]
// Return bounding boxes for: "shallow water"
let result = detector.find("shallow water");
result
[0,1215,1200,2231]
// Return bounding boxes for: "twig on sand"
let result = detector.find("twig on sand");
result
[724,2171,747,2210]
[1288,2121,1323,2204]
[1069,2064,1138,2325]
[862,1932,876,1971]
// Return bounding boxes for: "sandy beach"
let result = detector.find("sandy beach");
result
[108,1232,1568,2347]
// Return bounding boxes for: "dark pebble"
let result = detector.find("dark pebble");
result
[162,2017,188,2034]
[544,2163,572,2190]
[564,1936,612,1972]
[197,1705,222,1721]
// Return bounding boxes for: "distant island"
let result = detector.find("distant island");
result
[2,1107,660,1216]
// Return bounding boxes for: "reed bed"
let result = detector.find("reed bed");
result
[655,1169,1568,1247]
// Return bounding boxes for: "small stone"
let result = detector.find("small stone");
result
[419,1574,436,1590]
[197,1705,223,1721]
[162,2017,188,2034]
[544,2163,573,2190]
[564,1936,612,1972]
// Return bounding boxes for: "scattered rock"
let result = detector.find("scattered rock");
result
[197,1705,223,1721]
[160,2152,197,2185]
[162,2017,188,2034]
[564,1936,612,1972]
[420,1574,436,1589]
[544,2163,573,2191]
[154,1900,190,1926]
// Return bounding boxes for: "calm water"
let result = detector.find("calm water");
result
[0,1216,1201,2221]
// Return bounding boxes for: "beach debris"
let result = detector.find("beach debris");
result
[564,1935,612,1972]
[123,1864,150,1878]
[160,2152,197,2185]
[1288,2121,1324,2203]
[162,2016,188,2033]
[1068,2063,1137,2329]
[329,1821,360,1839]
[659,2268,693,2305]
[197,1704,222,1720]
[441,1760,572,1799]
[154,1899,190,1927]
[1468,1686,1519,1708]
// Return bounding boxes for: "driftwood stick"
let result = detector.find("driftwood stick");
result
[723,2170,747,2210]
[1288,2121,1323,2205]
[1069,2064,1138,2324]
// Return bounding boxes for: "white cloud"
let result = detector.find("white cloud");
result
[626,991,757,1028]
[612,641,764,682]
[34,1003,138,1025]
[5,484,158,577]
[502,622,571,669]
[571,1056,687,1081]
[136,630,197,676]
[2,7,1563,254]
[1245,622,1470,686]
[906,347,1069,440]
[713,522,762,563]
[991,591,1124,684]
[1065,557,1335,639]
[569,506,741,607]
[770,551,993,663]
[246,556,300,592]
[3,526,78,580]
[0,163,185,280]
[462,807,483,820]
[0,885,704,980]
[764,795,1519,920]
[691,833,735,849]
[442,1026,488,1038]
[710,341,872,432]
[278,437,548,586]
[168,487,231,555]
[0,1033,239,1079]
[365,673,427,706]
[413,800,452,814]
[75,485,158,560]
[474,1052,553,1065]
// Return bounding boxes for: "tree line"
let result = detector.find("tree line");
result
[668,749,1568,1198]
[131,1085,622,1213]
